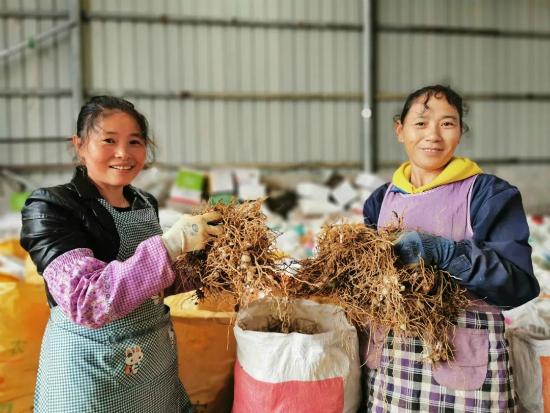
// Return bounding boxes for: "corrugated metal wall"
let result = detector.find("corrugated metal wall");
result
[1,0,363,172]
[375,0,550,166]
[2,0,549,175]
[0,0,74,174]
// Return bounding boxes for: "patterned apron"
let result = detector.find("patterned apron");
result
[34,197,194,413]
[364,176,517,412]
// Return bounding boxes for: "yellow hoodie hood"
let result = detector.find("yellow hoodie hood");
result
[392,157,483,194]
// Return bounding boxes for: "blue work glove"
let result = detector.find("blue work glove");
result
[393,231,455,269]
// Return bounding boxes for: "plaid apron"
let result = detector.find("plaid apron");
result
[34,198,193,413]
[365,309,516,412]
[365,177,517,412]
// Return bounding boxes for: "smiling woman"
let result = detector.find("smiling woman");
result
[72,110,148,207]
[19,96,223,413]
[394,91,462,187]
[361,85,539,412]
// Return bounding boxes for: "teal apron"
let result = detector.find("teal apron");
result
[34,198,194,412]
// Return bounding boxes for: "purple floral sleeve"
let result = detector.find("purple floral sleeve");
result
[43,235,175,329]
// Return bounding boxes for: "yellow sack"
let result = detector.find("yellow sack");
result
[0,239,26,261]
[0,253,49,413]
[166,292,236,413]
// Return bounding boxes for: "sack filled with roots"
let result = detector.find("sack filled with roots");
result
[232,298,361,413]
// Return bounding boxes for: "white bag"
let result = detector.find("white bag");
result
[232,299,361,413]
[508,327,550,413]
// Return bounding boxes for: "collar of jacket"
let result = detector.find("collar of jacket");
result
[391,157,483,194]
[71,166,102,199]
[70,166,151,209]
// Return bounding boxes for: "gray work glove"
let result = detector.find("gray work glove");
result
[393,231,455,269]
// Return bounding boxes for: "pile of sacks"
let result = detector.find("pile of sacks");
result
[504,215,550,412]
[0,239,49,412]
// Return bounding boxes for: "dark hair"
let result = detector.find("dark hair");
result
[75,96,156,163]
[395,85,469,133]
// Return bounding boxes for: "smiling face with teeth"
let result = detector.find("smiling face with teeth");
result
[73,110,147,205]
[394,94,462,188]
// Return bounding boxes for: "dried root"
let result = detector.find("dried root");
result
[173,202,470,353]
[173,200,290,316]
[237,298,321,335]
[294,223,470,362]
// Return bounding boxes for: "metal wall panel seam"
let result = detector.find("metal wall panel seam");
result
[82,11,362,31]
[1,2,11,165]
[0,10,67,19]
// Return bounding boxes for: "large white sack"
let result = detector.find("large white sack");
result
[232,299,361,413]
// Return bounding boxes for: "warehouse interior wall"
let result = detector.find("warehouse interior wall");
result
[375,0,550,166]
[0,0,549,211]
[1,0,363,171]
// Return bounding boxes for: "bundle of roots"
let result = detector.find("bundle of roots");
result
[173,200,290,311]
[173,201,470,354]
[293,223,470,362]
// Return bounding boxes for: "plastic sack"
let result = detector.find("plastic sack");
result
[232,299,361,413]
[166,292,236,413]
[0,253,49,413]
[508,327,550,412]
[504,300,550,334]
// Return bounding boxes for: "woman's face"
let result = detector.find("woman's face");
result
[395,95,462,176]
[73,111,147,193]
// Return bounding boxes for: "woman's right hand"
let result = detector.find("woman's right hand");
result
[161,211,223,261]
[393,231,455,269]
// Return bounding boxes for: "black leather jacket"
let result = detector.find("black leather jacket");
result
[20,167,159,307]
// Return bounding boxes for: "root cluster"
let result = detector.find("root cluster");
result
[173,201,470,358]
[294,223,470,362]
[240,317,320,335]
[173,200,288,310]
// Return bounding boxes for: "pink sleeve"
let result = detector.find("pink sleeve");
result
[42,235,175,329]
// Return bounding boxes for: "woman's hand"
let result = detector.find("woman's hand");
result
[393,231,455,269]
[161,211,223,261]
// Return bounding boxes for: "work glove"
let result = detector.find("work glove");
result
[161,211,223,261]
[393,231,455,270]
